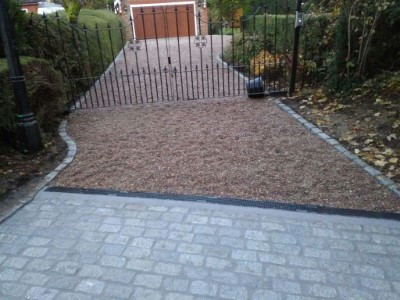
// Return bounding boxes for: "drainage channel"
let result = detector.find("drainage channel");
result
[46,186,400,221]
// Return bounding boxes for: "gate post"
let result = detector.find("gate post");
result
[289,0,303,96]
[0,0,43,152]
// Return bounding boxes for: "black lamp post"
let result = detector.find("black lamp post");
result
[0,0,43,152]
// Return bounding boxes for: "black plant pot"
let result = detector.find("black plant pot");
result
[246,77,265,98]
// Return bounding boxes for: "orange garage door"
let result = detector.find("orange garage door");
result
[132,4,196,39]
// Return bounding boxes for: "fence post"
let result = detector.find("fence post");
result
[289,0,303,96]
[0,0,43,152]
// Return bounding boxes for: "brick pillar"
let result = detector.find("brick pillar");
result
[197,6,208,35]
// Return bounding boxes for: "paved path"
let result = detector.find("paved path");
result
[1,190,400,299]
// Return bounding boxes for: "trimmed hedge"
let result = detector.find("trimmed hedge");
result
[23,9,124,86]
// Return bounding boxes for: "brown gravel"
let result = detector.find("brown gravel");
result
[53,97,400,213]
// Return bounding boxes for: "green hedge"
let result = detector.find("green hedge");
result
[0,9,124,146]
[242,14,295,52]
[23,9,124,82]
[0,57,65,145]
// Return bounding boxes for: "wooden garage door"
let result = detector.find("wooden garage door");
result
[132,4,196,39]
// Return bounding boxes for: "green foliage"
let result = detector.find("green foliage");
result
[0,58,66,144]
[298,14,332,87]
[0,9,123,146]
[244,0,296,14]
[223,32,265,69]
[223,12,330,82]
[0,0,27,58]
[20,9,124,98]
[223,14,295,70]
[0,61,15,137]
[77,10,125,75]
[319,0,400,93]
[242,14,294,50]
[207,0,250,21]
[325,6,350,91]
[63,0,82,24]
[82,0,108,9]
[365,2,400,73]
[208,0,296,20]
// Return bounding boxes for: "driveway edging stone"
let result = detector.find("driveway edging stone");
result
[275,99,400,198]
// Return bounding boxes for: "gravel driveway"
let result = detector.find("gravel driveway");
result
[53,35,400,213]
[53,96,400,213]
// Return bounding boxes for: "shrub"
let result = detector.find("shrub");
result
[22,9,124,75]
[7,9,124,105]
[0,57,66,146]
[0,7,124,147]
[223,32,265,69]
[223,13,329,82]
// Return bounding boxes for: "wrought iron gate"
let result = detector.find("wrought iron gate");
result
[37,2,294,109]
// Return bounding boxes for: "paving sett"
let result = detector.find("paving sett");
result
[0,191,400,300]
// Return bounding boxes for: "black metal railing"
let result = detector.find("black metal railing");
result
[27,2,305,109]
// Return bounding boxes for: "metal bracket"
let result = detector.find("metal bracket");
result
[9,76,25,83]
[295,12,304,28]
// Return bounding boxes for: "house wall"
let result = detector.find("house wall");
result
[21,3,38,13]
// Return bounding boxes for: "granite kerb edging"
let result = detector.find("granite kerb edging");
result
[44,119,77,183]
[275,99,400,198]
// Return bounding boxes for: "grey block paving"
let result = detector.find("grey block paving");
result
[0,191,400,299]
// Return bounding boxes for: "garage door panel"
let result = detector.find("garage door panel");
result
[132,4,195,39]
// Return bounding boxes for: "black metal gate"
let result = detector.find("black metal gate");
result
[36,2,295,109]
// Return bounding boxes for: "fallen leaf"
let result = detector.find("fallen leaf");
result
[354,149,360,154]
[341,134,355,142]
[389,158,398,164]
[349,141,359,146]
[374,112,381,117]
[365,139,374,144]
[374,160,387,167]
[387,134,397,141]
[383,148,394,156]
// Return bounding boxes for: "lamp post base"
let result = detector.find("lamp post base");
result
[17,113,43,153]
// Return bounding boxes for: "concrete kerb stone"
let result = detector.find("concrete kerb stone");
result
[51,120,77,178]
[274,98,400,198]
[0,119,77,224]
